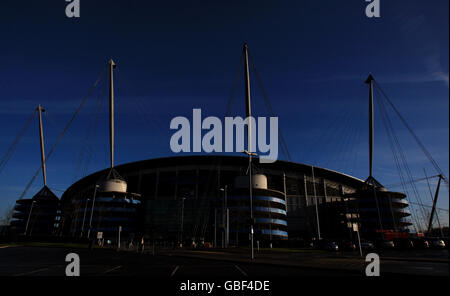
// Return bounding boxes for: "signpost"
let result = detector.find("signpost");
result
[118,226,122,250]
[97,231,103,246]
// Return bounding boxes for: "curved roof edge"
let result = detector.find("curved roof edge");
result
[62,155,366,201]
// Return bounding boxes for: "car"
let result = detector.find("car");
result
[393,238,415,249]
[413,238,430,249]
[356,240,375,250]
[324,241,339,251]
[313,239,339,251]
[430,239,446,249]
[338,240,357,251]
[376,239,395,249]
[361,241,375,250]
[443,238,449,249]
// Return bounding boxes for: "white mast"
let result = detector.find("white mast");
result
[37,104,47,187]
[109,59,116,169]
[243,43,255,260]
[101,59,127,193]
[365,74,374,179]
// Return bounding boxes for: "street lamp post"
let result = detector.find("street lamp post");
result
[214,208,217,248]
[24,200,36,236]
[220,185,228,248]
[118,225,122,250]
[226,208,229,248]
[180,197,186,247]
[87,184,99,239]
[243,150,257,260]
[80,198,90,238]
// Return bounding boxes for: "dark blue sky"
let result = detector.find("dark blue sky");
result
[0,0,448,227]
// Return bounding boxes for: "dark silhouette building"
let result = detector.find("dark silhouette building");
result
[10,186,60,236]
[59,155,412,245]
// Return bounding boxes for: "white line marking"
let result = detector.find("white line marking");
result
[235,265,248,277]
[412,266,434,270]
[14,268,49,276]
[171,265,180,277]
[103,265,122,274]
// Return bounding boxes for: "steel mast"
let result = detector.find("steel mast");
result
[243,43,255,260]
[37,105,47,187]
[365,74,375,179]
[109,59,116,169]
[427,175,442,234]
[101,59,127,193]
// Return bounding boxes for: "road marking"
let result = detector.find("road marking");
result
[0,245,21,249]
[103,265,123,274]
[411,266,434,270]
[171,265,180,277]
[187,251,228,255]
[14,268,49,276]
[235,265,248,277]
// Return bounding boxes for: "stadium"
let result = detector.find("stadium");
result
[8,50,418,248]
[57,154,411,246]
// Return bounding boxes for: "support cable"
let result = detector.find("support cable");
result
[408,201,449,212]
[386,175,441,188]
[374,81,449,189]
[375,87,429,231]
[0,109,37,174]
[73,80,106,182]
[374,91,402,231]
[82,86,106,178]
[424,169,444,237]
[225,54,244,118]
[248,52,292,161]
[16,66,107,202]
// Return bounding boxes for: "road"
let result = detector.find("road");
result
[0,245,447,277]
[0,246,357,277]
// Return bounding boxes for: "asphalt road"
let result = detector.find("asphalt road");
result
[0,246,359,277]
[0,246,447,277]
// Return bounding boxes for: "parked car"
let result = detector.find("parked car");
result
[412,238,430,249]
[313,239,339,251]
[324,241,339,251]
[376,239,395,249]
[430,239,446,249]
[443,238,449,249]
[393,238,415,249]
[338,240,357,251]
[356,240,375,250]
